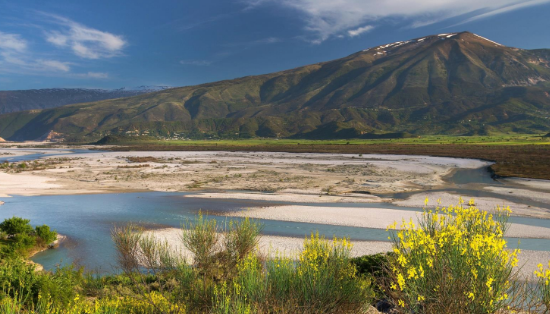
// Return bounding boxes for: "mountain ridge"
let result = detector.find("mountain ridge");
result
[1,31,550,141]
[0,86,172,115]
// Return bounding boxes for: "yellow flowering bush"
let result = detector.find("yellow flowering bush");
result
[211,233,374,313]
[211,254,263,314]
[289,233,372,312]
[535,261,550,311]
[387,198,519,314]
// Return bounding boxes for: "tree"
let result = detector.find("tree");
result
[35,225,57,244]
[0,217,33,237]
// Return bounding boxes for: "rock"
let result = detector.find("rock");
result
[24,260,44,272]
[365,306,382,313]
[0,137,5,142]
[48,234,66,248]
[375,299,395,313]
[34,130,64,142]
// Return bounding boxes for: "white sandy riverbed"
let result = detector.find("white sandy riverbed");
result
[392,192,550,219]
[224,205,550,239]
[143,228,393,262]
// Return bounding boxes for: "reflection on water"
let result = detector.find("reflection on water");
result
[383,166,550,212]
[0,149,105,163]
[448,166,500,186]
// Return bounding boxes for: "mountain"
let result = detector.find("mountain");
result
[0,87,171,115]
[1,31,550,141]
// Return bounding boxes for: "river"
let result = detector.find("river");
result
[1,148,549,273]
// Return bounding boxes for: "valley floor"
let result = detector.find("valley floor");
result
[1,144,550,277]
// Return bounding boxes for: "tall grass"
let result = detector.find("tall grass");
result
[209,234,373,313]
[109,215,374,313]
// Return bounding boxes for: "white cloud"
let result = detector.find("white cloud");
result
[45,31,68,46]
[0,31,71,74]
[0,31,27,52]
[348,25,374,37]
[39,60,71,72]
[0,53,72,73]
[451,0,550,26]
[0,14,123,79]
[246,0,550,42]
[83,72,109,79]
[256,37,281,44]
[43,14,126,59]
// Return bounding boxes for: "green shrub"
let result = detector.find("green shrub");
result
[0,258,83,310]
[34,225,57,245]
[0,217,33,237]
[110,215,372,313]
[181,213,221,276]
[223,217,262,276]
[212,234,374,313]
[12,233,37,251]
[0,218,58,258]
[351,253,394,300]
[289,234,372,312]
[351,253,393,278]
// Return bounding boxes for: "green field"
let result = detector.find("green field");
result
[101,133,550,147]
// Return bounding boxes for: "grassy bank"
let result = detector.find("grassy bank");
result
[98,135,550,180]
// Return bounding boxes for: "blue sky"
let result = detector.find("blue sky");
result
[1,0,550,90]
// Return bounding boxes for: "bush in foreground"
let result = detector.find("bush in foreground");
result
[211,233,372,313]
[385,198,527,313]
[109,216,373,313]
[535,261,550,311]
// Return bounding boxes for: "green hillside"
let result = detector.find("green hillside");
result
[1,31,550,141]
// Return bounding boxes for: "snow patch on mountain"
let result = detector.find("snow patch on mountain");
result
[437,33,457,38]
[363,32,461,52]
[122,85,172,92]
[473,34,503,46]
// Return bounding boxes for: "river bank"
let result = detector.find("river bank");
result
[27,234,67,271]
